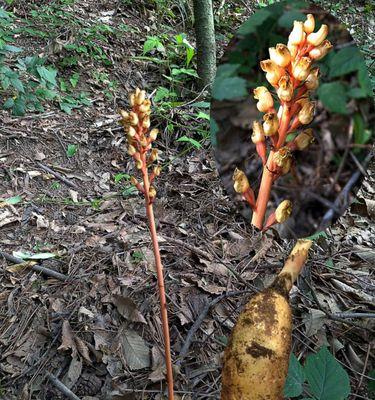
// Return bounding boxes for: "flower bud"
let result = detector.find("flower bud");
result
[142,116,151,129]
[305,67,319,90]
[153,165,161,176]
[129,93,136,107]
[304,14,315,34]
[149,186,157,198]
[130,176,138,185]
[139,99,151,113]
[269,44,291,68]
[273,147,291,168]
[149,128,158,141]
[309,40,332,60]
[136,159,143,169]
[127,144,137,156]
[277,75,294,102]
[275,200,292,223]
[260,60,283,86]
[253,86,274,112]
[263,113,279,136]
[149,148,158,162]
[287,41,298,58]
[307,24,328,46]
[127,126,137,137]
[120,110,129,121]
[129,111,139,126]
[294,128,314,150]
[233,168,250,194]
[135,89,146,105]
[292,57,312,81]
[298,101,315,125]
[251,121,265,144]
[288,21,305,45]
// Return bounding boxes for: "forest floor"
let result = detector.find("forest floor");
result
[0,1,374,399]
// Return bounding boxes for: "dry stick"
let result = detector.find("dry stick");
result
[46,372,81,400]
[37,162,80,190]
[0,250,68,281]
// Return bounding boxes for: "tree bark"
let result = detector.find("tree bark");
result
[192,0,216,88]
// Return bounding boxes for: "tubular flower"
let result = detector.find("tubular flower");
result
[298,101,315,125]
[294,129,314,150]
[269,44,291,68]
[260,60,284,86]
[263,113,279,136]
[307,24,328,46]
[305,67,319,90]
[292,57,312,81]
[287,41,298,58]
[273,147,292,168]
[129,111,139,126]
[149,128,158,141]
[309,40,333,60]
[303,14,315,34]
[277,75,294,102]
[288,21,305,45]
[275,200,293,223]
[252,121,267,165]
[233,168,250,194]
[253,86,274,112]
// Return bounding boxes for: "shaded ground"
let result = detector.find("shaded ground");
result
[0,1,374,399]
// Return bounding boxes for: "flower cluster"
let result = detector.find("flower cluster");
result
[233,14,332,231]
[120,88,161,203]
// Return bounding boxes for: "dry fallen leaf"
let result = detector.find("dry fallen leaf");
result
[119,328,150,370]
[112,295,146,324]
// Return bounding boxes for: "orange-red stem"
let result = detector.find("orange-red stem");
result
[141,154,174,399]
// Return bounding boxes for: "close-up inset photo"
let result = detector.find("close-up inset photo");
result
[211,0,374,238]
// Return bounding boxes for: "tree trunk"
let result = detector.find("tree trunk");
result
[192,0,216,88]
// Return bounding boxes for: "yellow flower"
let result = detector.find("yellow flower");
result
[288,21,305,45]
[269,44,291,68]
[277,75,294,102]
[294,129,314,150]
[149,128,159,141]
[260,60,283,86]
[233,168,250,194]
[253,86,274,112]
[263,113,279,136]
[309,40,332,60]
[305,68,319,90]
[275,200,292,223]
[298,101,315,125]
[292,57,312,81]
[251,121,265,143]
[303,14,315,34]
[307,24,328,46]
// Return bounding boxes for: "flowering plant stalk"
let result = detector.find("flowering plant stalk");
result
[120,89,174,400]
[233,14,332,231]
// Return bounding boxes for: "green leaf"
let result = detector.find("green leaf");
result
[212,77,248,100]
[66,144,78,157]
[190,101,210,109]
[196,111,210,120]
[305,347,351,400]
[69,72,80,88]
[3,97,14,109]
[153,87,176,103]
[329,47,364,78]
[278,10,306,28]
[284,353,305,397]
[215,63,241,79]
[358,65,373,96]
[306,231,328,241]
[176,136,202,149]
[12,97,26,116]
[353,113,372,147]
[368,369,375,392]
[238,9,272,35]
[171,68,198,78]
[2,195,22,205]
[317,82,348,114]
[10,77,24,93]
[347,87,367,99]
[210,118,219,147]
[143,36,165,54]
[3,44,23,52]
[36,66,57,86]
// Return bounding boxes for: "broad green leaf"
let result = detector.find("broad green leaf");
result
[171,68,198,78]
[3,44,23,52]
[212,77,248,100]
[153,87,176,103]
[66,144,78,157]
[353,113,372,148]
[4,195,22,205]
[284,353,305,397]
[69,72,80,88]
[176,136,202,149]
[305,347,351,400]
[329,47,364,78]
[143,36,165,54]
[368,369,375,392]
[12,97,26,116]
[196,111,210,120]
[3,98,14,109]
[347,87,367,99]
[36,66,57,86]
[238,9,272,35]
[10,77,24,93]
[317,82,348,114]
[358,65,373,96]
[278,10,306,28]
[190,101,210,109]
[215,63,241,79]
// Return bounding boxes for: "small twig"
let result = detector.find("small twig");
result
[46,372,81,400]
[0,251,68,281]
[36,162,80,190]
[332,312,375,319]
[177,290,253,364]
